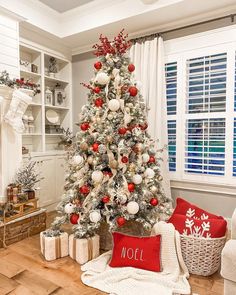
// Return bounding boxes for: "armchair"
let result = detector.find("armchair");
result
[221,209,236,295]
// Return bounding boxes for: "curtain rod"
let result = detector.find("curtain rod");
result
[130,13,236,43]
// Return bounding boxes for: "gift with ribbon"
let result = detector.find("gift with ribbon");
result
[69,234,100,264]
[40,231,69,261]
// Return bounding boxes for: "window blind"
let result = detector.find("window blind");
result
[233,118,236,176]
[186,53,227,114]
[185,118,225,175]
[165,62,177,115]
[167,120,176,171]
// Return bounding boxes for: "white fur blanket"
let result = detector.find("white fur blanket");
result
[81,222,191,295]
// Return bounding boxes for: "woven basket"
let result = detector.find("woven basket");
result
[98,221,150,251]
[180,234,226,276]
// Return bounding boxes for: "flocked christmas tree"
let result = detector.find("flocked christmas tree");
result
[50,30,172,238]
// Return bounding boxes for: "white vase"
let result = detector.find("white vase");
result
[20,88,34,97]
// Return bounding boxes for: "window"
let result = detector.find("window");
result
[164,30,236,186]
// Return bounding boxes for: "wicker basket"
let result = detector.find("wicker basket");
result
[180,234,226,276]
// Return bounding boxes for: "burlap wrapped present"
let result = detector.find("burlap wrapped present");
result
[40,231,69,261]
[69,234,100,264]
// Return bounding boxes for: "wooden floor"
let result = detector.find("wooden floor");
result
[0,212,224,295]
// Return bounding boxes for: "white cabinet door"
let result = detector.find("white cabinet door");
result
[37,156,56,207]
[55,156,66,202]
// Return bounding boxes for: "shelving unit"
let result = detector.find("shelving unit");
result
[19,43,72,155]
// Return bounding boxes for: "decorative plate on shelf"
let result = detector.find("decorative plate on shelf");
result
[46,109,60,124]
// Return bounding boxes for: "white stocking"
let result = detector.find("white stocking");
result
[4,89,32,133]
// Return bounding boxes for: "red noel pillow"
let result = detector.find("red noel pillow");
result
[109,232,161,272]
[173,198,224,220]
[168,213,227,238]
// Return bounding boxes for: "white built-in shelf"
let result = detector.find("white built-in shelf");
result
[45,105,69,110]
[45,134,62,136]
[20,69,41,78]
[20,42,72,154]
[44,75,69,84]
[22,133,42,136]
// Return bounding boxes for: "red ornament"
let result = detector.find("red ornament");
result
[121,156,129,164]
[148,156,156,163]
[129,86,138,97]
[139,122,148,130]
[94,61,102,70]
[150,198,159,206]
[94,86,101,94]
[102,195,110,203]
[79,185,90,195]
[70,213,80,224]
[128,183,135,192]
[92,142,99,152]
[118,127,127,135]
[128,64,135,72]
[117,216,126,227]
[94,98,104,107]
[80,122,90,131]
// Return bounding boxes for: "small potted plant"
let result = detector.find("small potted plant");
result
[48,57,58,78]
[15,159,44,200]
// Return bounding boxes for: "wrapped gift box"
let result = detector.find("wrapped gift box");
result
[69,234,100,264]
[40,231,69,261]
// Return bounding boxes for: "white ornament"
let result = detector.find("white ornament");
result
[64,203,75,214]
[72,155,83,165]
[127,201,139,215]
[135,81,142,90]
[132,174,143,185]
[95,72,110,85]
[142,153,150,163]
[91,170,103,183]
[107,113,113,120]
[89,211,101,223]
[108,99,120,111]
[144,168,155,178]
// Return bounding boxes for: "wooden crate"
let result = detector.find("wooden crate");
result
[0,209,46,248]
[4,199,39,223]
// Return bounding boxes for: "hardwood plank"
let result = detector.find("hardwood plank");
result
[12,270,59,295]
[0,273,18,295]
[8,285,37,295]
[0,257,25,278]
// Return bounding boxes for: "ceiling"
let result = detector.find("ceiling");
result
[39,0,95,13]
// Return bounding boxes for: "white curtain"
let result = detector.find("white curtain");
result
[129,36,172,201]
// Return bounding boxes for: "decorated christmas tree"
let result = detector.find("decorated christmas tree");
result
[51,30,172,238]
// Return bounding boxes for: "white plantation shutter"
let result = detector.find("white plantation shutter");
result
[185,118,225,175]
[234,118,236,176]
[165,62,177,115]
[165,62,177,172]
[186,53,227,114]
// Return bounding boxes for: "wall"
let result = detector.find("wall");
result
[72,24,236,218]
[0,14,19,77]
[72,52,96,133]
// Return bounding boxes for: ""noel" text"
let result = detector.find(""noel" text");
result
[121,247,144,261]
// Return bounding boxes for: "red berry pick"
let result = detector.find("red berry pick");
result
[148,156,156,163]
[93,86,101,94]
[79,185,90,195]
[102,196,110,203]
[117,216,126,227]
[150,198,158,206]
[94,98,104,107]
[70,213,79,224]
[128,183,135,192]
[94,61,102,70]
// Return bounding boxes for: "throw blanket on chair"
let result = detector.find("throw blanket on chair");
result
[81,222,191,295]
